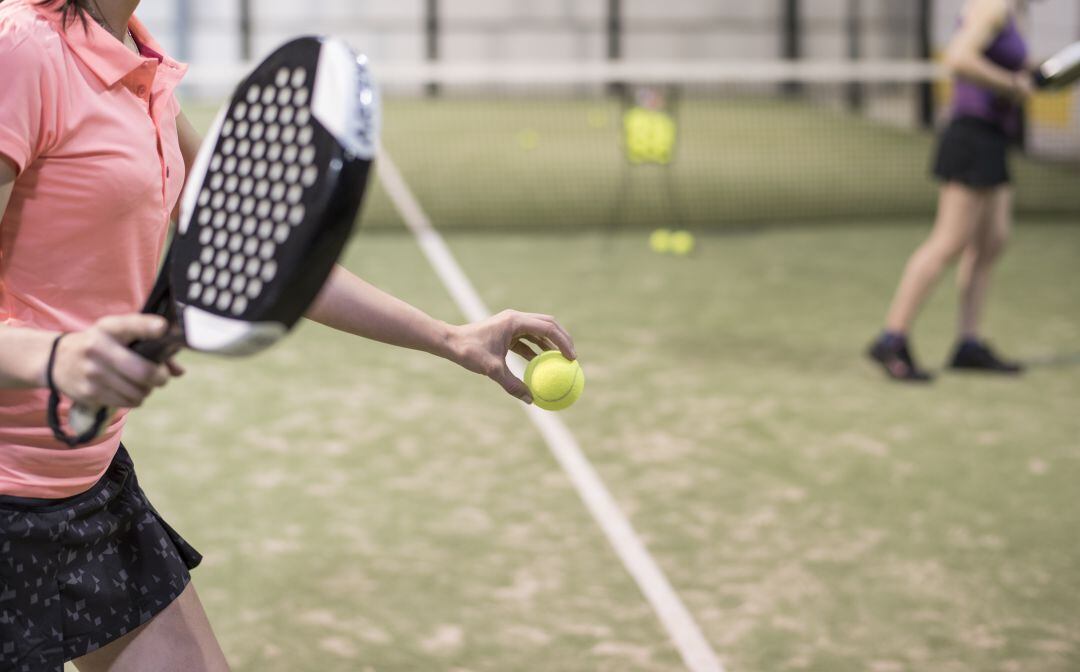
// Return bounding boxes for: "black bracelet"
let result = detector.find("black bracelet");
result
[46,333,106,447]
[44,332,67,396]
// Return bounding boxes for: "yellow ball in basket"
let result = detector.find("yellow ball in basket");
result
[525,351,585,411]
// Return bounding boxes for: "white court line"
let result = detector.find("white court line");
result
[376,147,725,672]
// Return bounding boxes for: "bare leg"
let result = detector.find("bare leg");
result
[73,583,229,672]
[956,186,1012,340]
[884,183,990,333]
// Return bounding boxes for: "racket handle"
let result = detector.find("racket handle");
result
[64,336,184,442]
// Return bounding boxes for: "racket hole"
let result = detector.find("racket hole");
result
[217,291,233,312]
[301,167,318,187]
[273,224,289,244]
[257,221,273,239]
[268,162,284,180]
[209,155,223,172]
[233,102,247,120]
[235,121,250,139]
[296,108,311,125]
[268,145,283,162]
[298,126,314,145]
[223,155,238,173]
[288,205,305,226]
[210,174,224,190]
[256,200,272,218]
[246,86,260,103]
[213,211,227,229]
[198,209,213,226]
[239,178,254,196]
[290,68,306,88]
[187,261,201,281]
[272,203,288,221]
[231,295,248,316]
[216,270,231,290]
[214,230,228,249]
[237,140,251,157]
[227,214,242,232]
[260,259,278,282]
[254,179,269,198]
[221,119,234,137]
[242,218,257,235]
[264,106,279,124]
[253,163,268,180]
[200,266,215,285]
[238,159,253,177]
[248,104,262,123]
[283,145,299,164]
[245,258,260,277]
[261,86,276,105]
[277,88,292,106]
[204,286,218,306]
[258,241,275,261]
[229,248,244,268]
[225,195,240,213]
[265,124,280,142]
[188,283,202,301]
[211,192,226,210]
[215,250,230,269]
[284,165,300,184]
[231,274,246,294]
[279,106,295,124]
[243,238,259,257]
[200,247,214,264]
[198,228,213,245]
[286,184,303,205]
[281,126,297,144]
[275,68,290,87]
[270,183,285,202]
[241,197,256,215]
[224,175,239,193]
[299,146,315,166]
[294,89,309,107]
[251,142,267,160]
[246,278,263,299]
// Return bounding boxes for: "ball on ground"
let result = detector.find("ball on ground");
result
[669,230,695,255]
[517,129,540,151]
[525,351,585,411]
[649,229,672,254]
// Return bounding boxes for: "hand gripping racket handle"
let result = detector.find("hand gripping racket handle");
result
[62,333,184,444]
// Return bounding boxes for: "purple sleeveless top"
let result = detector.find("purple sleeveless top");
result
[951,15,1028,137]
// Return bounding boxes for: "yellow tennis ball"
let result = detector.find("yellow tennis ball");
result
[525,351,585,411]
[517,129,540,151]
[669,230,695,255]
[649,229,672,253]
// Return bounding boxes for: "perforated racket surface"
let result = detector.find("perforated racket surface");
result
[57,36,380,445]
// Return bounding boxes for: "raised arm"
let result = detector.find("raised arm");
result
[945,0,1033,100]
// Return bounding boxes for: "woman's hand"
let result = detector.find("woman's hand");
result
[51,314,183,409]
[448,310,577,404]
[1009,71,1036,103]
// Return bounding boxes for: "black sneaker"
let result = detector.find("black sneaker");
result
[867,337,933,382]
[949,340,1023,374]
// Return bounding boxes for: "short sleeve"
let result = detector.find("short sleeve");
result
[0,27,57,174]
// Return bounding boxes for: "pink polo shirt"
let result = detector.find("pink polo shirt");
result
[0,0,187,497]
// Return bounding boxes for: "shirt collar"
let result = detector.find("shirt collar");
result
[34,5,187,90]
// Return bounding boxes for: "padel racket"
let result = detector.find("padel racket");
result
[50,36,380,446]
[1035,41,1080,90]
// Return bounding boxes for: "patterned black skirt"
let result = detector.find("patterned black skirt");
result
[0,445,201,671]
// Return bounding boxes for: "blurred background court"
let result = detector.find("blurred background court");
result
[80,2,1080,671]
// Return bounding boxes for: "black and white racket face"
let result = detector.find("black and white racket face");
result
[173,37,378,354]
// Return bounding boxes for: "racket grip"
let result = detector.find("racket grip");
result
[65,337,183,441]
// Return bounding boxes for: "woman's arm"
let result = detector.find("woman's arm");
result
[0,157,174,406]
[173,107,577,403]
[945,0,1033,100]
[308,267,577,403]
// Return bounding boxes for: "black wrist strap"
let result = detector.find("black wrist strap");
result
[46,334,107,447]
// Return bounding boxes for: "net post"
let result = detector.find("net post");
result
[175,0,191,62]
[425,0,441,97]
[781,0,802,95]
[238,0,252,61]
[607,0,624,96]
[917,0,936,129]
[846,0,864,112]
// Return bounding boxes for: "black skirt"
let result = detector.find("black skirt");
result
[932,116,1012,188]
[0,445,201,671]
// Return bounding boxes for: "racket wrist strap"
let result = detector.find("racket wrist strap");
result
[46,333,107,447]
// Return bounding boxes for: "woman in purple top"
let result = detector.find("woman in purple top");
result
[869,0,1035,382]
